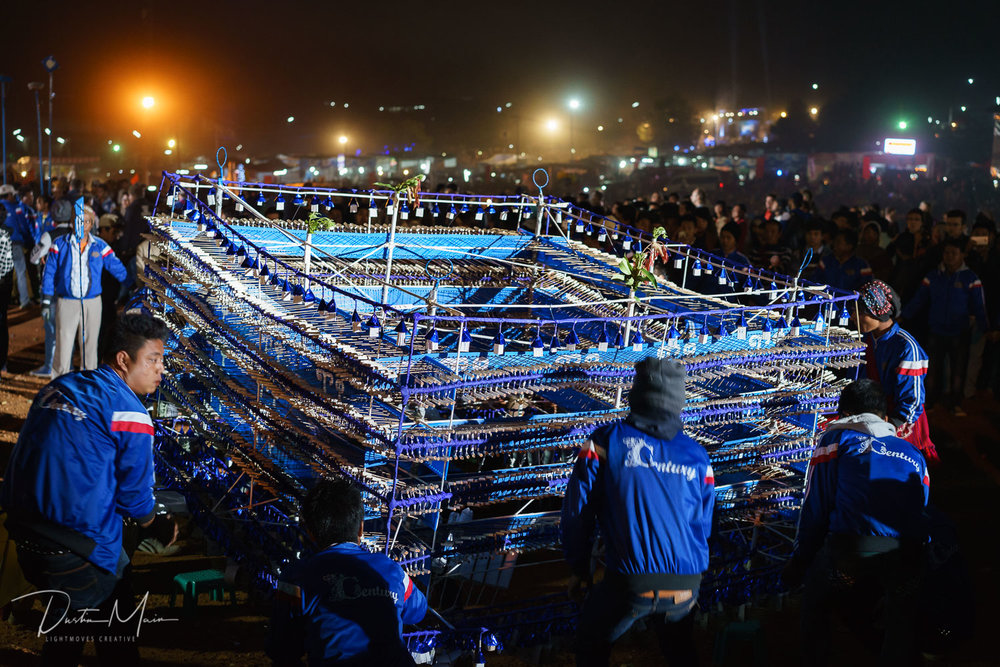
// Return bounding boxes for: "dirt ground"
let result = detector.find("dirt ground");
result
[0,305,997,665]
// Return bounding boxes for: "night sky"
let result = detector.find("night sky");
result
[1,0,997,157]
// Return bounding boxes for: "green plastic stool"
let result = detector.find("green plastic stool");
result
[170,569,235,615]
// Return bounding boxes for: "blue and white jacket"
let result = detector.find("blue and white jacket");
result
[1,365,157,574]
[268,542,427,665]
[562,419,714,590]
[903,262,988,335]
[41,232,127,301]
[865,323,928,428]
[794,414,929,564]
[0,199,25,245]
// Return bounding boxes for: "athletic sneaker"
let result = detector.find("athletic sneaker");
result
[29,366,52,378]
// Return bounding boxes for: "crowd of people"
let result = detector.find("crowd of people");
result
[0,178,153,379]
[578,186,997,419]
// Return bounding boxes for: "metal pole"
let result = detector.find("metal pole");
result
[32,88,43,190]
[380,192,401,304]
[47,72,53,195]
[0,77,7,186]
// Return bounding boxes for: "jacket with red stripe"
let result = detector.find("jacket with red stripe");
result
[267,542,427,665]
[865,323,928,427]
[561,418,714,591]
[794,414,929,565]
[903,263,988,336]
[40,232,127,301]
[1,365,156,574]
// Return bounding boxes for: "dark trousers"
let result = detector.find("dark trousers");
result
[575,579,699,667]
[926,331,971,409]
[0,272,11,369]
[15,547,140,666]
[800,540,922,666]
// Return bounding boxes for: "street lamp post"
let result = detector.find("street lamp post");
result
[0,75,10,186]
[28,82,44,191]
[42,56,58,195]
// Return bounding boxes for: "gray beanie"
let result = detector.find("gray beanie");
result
[51,198,74,223]
[629,358,687,420]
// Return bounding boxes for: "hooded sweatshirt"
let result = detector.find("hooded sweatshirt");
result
[794,413,929,563]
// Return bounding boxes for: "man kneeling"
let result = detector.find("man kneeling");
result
[268,478,427,666]
[786,379,929,665]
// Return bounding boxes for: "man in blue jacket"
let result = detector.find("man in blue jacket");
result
[562,358,713,667]
[1,313,176,664]
[268,477,427,665]
[785,380,929,665]
[0,184,34,308]
[42,201,128,377]
[902,238,987,415]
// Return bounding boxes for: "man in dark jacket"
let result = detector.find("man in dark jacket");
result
[902,238,987,415]
[116,183,152,293]
[562,358,713,667]
[785,380,929,665]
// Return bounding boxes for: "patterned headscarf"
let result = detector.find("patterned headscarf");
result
[859,280,899,321]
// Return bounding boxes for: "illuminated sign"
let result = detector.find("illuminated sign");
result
[884,138,916,156]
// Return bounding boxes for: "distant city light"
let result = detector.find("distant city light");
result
[597,125,604,131]
[968,78,974,84]
[112,144,120,152]
[330,101,336,107]
[568,98,581,110]
[44,128,50,136]
[811,83,819,90]
[56,137,65,144]
[497,106,502,112]
[505,102,512,108]
[338,135,348,144]
[132,129,142,138]
[897,120,907,130]
[164,149,172,155]
[545,118,559,132]
[780,111,787,118]
[960,105,967,112]
[286,116,295,123]
[167,138,176,148]
[631,101,640,108]
[194,163,209,170]
[141,96,155,109]
[343,103,349,108]
[809,107,818,116]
